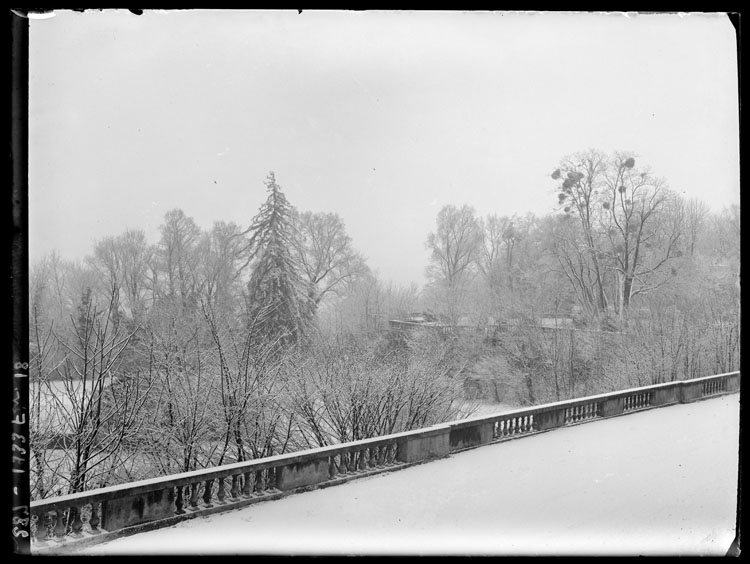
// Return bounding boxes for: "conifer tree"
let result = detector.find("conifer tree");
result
[243,172,314,348]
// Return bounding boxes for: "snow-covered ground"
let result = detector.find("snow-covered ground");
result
[81,394,739,556]
[459,399,517,417]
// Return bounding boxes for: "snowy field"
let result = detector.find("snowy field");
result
[81,394,739,556]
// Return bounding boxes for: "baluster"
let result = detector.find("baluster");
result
[69,506,83,537]
[175,485,186,514]
[358,449,367,472]
[385,443,396,466]
[254,470,265,494]
[88,502,100,532]
[329,456,338,478]
[32,512,48,544]
[340,453,349,474]
[228,474,239,500]
[367,447,376,469]
[43,511,54,542]
[30,513,39,543]
[53,508,66,540]
[189,482,200,511]
[216,477,226,504]
[203,479,213,508]
[242,472,253,497]
[267,467,279,491]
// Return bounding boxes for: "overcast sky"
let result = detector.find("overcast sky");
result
[29,10,739,287]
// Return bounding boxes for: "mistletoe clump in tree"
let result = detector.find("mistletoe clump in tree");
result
[243,172,315,349]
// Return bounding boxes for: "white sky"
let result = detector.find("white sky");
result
[28,10,740,287]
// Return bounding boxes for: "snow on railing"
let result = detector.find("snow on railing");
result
[31,370,740,553]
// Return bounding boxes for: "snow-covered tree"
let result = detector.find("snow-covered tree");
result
[243,172,314,348]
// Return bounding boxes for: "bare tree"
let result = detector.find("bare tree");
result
[425,205,482,323]
[157,209,203,312]
[202,301,294,464]
[42,286,154,494]
[552,150,684,322]
[196,220,251,315]
[89,229,154,321]
[684,197,710,257]
[291,211,371,310]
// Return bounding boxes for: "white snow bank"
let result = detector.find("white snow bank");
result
[82,394,739,556]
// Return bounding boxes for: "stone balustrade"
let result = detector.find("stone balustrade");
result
[31,370,739,553]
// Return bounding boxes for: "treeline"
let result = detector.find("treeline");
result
[28,153,740,499]
[28,173,462,499]
[422,150,739,403]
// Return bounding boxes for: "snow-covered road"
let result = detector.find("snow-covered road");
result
[82,394,739,556]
